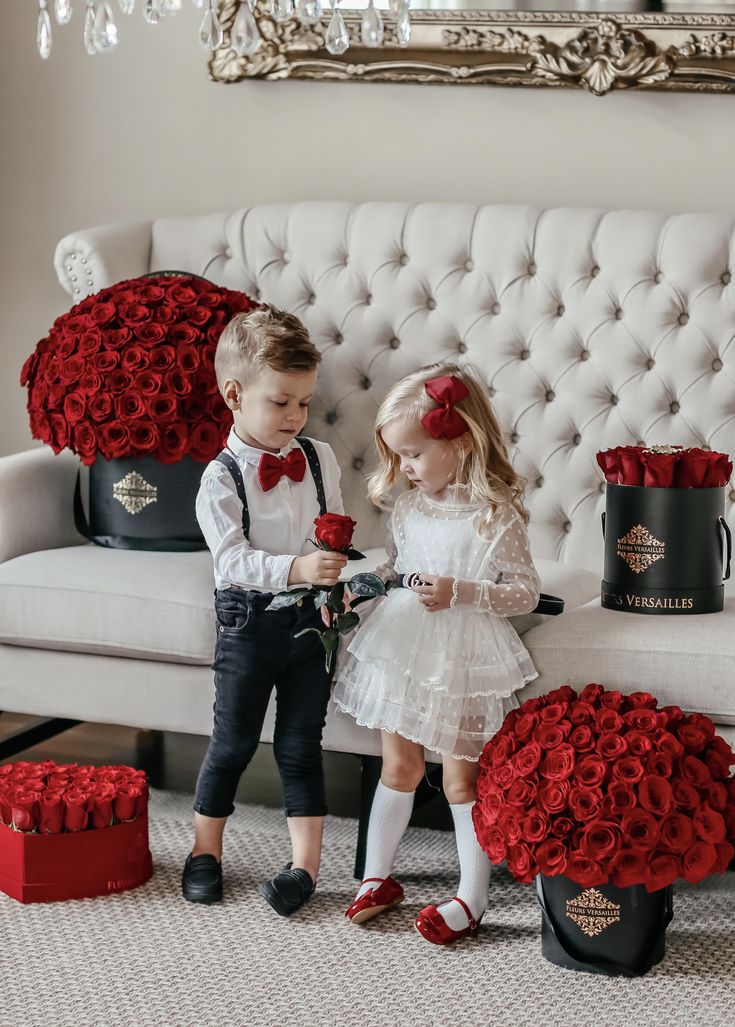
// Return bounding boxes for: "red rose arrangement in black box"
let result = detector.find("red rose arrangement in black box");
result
[474,684,735,890]
[597,444,732,488]
[20,275,255,465]
[0,760,153,903]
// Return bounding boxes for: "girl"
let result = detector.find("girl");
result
[332,363,540,944]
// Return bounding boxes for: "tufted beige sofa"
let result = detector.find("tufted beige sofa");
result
[1,202,734,761]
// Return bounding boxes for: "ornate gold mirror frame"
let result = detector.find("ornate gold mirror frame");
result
[211,2,735,95]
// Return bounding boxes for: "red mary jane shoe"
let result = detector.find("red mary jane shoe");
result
[414,896,483,945]
[345,876,404,925]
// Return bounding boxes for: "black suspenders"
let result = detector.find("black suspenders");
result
[214,437,327,541]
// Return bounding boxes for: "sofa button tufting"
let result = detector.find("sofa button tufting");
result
[722,271,731,285]
[557,304,565,317]
[654,271,663,283]
[580,348,590,361]
[283,252,290,263]
[308,294,316,305]
[343,255,349,266]
[647,358,655,370]
[678,312,689,326]
[670,401,680,414]
[389,337,400,349]
[362,377,371,390]
[572,433,582,446]
[536,476,544,488]
[491,302,501,315]
[610,395,619,406]
[510,432,519,444]
[615,307,624,320]
[353,458,364,470]
[730,490,735,502]
[224,248,232,259]
[464,260,474,272]
[335,332,343,344]
[545,390,555,403]
[591,265,600,277]
[528,262,537,276]
[326,412,338,424]
[457,342,467,354]
[488,386,496,397]
[563,521,572,534]
[520,349,530,360]
[426,297,436,310]
[712,357,723,371]
[600,481,606,493]
[399,254,409,266]
[365,294,372,305]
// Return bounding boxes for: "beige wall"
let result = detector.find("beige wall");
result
[1,5,733,457]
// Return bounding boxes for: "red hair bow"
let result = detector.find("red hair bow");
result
[421,376,470,440]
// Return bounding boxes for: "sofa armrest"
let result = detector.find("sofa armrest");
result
[0,449,84,564]
[54,221,153,299]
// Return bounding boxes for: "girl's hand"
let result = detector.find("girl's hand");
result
[411,575,454,612]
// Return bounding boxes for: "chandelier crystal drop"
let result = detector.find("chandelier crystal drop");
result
[33,0,410,59]
[54,0,73,25]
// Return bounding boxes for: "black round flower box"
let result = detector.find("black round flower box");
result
[74,456,206,551]
[601,483,731,614]
[537,874,673,977]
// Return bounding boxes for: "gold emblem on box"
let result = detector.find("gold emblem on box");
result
[565,888,621,938]
[617,524,665,574]
[112,472,158,515]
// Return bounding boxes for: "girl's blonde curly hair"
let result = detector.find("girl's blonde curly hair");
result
[368,362,528,522]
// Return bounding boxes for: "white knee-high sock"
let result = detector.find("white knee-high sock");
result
[437,800,491,930]
[356,781,415,897]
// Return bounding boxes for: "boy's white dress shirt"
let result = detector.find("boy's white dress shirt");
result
[195,427,344,593]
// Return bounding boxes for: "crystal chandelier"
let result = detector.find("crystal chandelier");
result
[35,0,410,61]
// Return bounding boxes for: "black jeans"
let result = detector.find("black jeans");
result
[193,587,332,819]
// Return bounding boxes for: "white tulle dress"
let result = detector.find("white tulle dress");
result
[332,486,540,760]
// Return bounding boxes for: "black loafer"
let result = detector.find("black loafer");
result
[182,852,223,904]
[259,863,315,917]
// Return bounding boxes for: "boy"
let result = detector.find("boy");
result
[182,305,347,915]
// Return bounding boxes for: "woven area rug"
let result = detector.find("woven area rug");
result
[2,788,734,1027]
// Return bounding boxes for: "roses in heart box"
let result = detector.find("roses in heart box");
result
[0,761,152,903]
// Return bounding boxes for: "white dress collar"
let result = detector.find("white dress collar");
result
[225,426,298,465]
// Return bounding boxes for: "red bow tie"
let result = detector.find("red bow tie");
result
[257,448,307,492]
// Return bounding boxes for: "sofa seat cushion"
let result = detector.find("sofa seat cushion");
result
[0,544,598,666]
[521,598,735,724]
[0,545,216,664]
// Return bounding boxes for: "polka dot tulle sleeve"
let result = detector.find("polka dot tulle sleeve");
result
[373,513,399,585]
[470,508,540,616]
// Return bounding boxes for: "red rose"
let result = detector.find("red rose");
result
[116,392,147,421]
[680,754,712,788]
[533,723,565,750]
[568,786,603,822]
[646,855,680,892]
[57,355,86,385]
[137,283,166,303]
[537,779,570,815]
[610,848,647,889]
[189,421,222,462]
[73,422,98,464]
[612,756,645,784]
[624,709,659,733]
[168,284,198,305]
[681,841,717,884]
[627,691,657,709]
[109,369,133,394]
[595,708,623,733]
[187,306,212,328]
[130,422,160,454]
[157,305,179,325]
[506,778,537,809]
[113,784,142,822]
[623,809,660,852]
[539,702,567,724]
[675,449,711,488]
[569,725,595,753]
[511,742,541,777]
[659,812,694,853]
[580,684,604,704]
[639,775,673,816]
[103,327,133,349]
[158,424,189,464]
[693,803,726,844]
[88,393,113,423]
[536,839,568,877]
[599,690,624,711]
[641,450,677,487]
[596,733,628,760]
[491,763,517,791]
[165,369,193,397]
[138,371,164,396]
[119,303,152,325]
[551,816,575,839]
[37,793,65,834]
[90,783,116,829]
[8,790,38,831]
[92,351,120,373]
[678,725,708,753]
[646,752,673,778]
[574,756,606,789]
[49,414,69,452]
[569,701,595,725]
[146,393,178,423]
[513,712,537,741]
[497,808,523,845]
[91,301,117,326]
[99,422,131,459]
[134,323,167,345]
[507,842,535,884]
[713,842,735,874]
[177,345,201,373]
[702,452,733,487]
[655,731,684,759]
[62,392,86,427]
[707,781,728,811]
[480,825,507,863]
[540,744,575,781]
[79,372,103,396]
[64,788,90,831]
[606,781,637,815]
[490,734,515,768]
[170,323,204,345]
[149,345,177,371]
[522,810,549,844]
[567,852,607,888]
[121,346,150,372]
[314,513,357,552]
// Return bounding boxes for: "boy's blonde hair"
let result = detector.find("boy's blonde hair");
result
[368,362,528,522]
[214,304,321,391]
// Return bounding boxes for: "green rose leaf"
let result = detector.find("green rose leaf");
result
[336,612,360,634]
[347,572,387,598]
[266,589,311,611]
[345,547,367,561]
[313,590,330,609]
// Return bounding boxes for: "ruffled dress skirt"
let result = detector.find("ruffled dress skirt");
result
[332,589,537,760]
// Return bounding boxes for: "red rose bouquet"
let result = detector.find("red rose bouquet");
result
[20,275,256,465]
[267,512,388,669]
[597,445,732,488]
[0,760,148,833]
[474,684,735,891]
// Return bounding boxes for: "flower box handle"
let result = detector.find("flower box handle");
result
[719,516,732,581]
